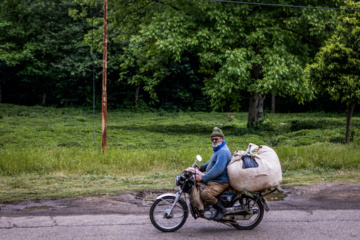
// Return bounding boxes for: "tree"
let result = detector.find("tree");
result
[103,0,341,126]
[73,0,160,108]
[305,0,360,144]
[0,0,97,106]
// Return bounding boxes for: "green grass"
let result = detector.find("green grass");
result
[0,103,359,202]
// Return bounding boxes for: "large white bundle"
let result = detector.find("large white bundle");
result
[227,143,282,192]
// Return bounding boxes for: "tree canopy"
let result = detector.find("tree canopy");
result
[107,0,341,125]
[305,0,360,143]
[1,0,355,118]
[0,0,98,105]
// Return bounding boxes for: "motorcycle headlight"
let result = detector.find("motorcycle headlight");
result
[175,173,187,186]
[175,176,182,186]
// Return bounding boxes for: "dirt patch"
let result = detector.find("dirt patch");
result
[1,183,359,217]
[270,182,360,211]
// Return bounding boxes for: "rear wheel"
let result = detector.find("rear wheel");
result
[149,196,188,232]
[230,197,264,230]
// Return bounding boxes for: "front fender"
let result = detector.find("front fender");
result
[156,193,177,200]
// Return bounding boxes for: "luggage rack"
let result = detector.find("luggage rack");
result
[240,184,283,198]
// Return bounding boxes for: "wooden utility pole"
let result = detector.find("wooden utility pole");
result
[102,0,108,154]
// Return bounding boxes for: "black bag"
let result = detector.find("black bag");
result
[241,154,259,169]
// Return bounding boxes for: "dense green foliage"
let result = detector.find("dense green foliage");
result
[0,0,211,110]
[101,0,344,125]
[0,0,100,106]
[305,0,360,143]
[114,0,340,106]
[1,0,355,114]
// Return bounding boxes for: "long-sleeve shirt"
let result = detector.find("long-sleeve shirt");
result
[200,143,231,184]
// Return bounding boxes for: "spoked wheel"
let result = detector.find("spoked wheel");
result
[230,197,264,230]
[149,196,188,232]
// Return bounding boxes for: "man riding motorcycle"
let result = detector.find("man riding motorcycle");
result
[195,127,232,221]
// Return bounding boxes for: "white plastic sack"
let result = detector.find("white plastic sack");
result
[227,143,282,192]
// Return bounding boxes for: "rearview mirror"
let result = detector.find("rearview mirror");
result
[196,155,202,162]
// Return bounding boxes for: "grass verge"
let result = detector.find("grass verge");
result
[1,104,360,202]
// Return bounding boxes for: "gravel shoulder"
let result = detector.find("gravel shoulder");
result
[1,183,359,217]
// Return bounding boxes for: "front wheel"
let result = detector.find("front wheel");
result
[149,196,188,232]
[230,196,264,230]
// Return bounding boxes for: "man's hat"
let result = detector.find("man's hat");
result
[211,127,224,138]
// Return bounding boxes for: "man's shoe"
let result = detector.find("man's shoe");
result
[213,200,225,221]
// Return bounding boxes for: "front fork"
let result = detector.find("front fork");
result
[168,188,183,214]
[156,188,184,216]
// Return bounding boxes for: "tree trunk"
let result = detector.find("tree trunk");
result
[247,60,265,127]
[0,84,2,103]
[271,93,275,113]
[42,93,46,105]
[345,102,355,144]
[248,92,266,128]
[134,85,140,107]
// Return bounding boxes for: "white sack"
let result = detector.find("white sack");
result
[227,143,282,192]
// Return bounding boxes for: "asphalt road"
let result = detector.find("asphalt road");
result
[1,209,360,240]
[1,183,360,240]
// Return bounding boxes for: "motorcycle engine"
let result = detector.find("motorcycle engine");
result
[203,207,217,219]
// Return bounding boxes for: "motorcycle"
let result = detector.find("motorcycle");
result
[149,155,279,232]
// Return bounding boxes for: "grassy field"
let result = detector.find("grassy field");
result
[0,103,360,202]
